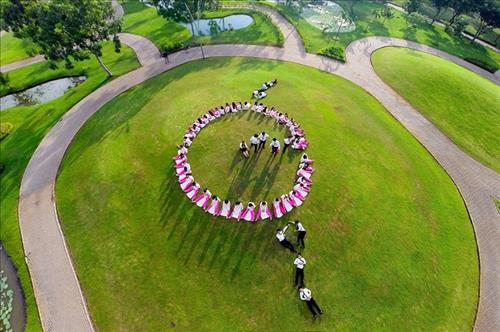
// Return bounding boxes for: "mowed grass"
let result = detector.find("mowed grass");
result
[188,112,301,202]
[0,32,38,65]
[372,47,500,172]
[122,0,283,49]
[0,42,140,331]
[56,57,478,331]
[267,1,500,71]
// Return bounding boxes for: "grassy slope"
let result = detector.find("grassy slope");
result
[0,32,38,66]
[372,47,500,172]
[0,42,140,331]
[268,1,500,71]
[121,0,283,49]
[56,57,478,331]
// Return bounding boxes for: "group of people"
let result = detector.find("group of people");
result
[174,96,314,220]
[175,152,315,221]
[252,79,277,99]
[276,221,324,319]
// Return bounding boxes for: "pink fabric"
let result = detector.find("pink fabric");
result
[187,187,200,200]
[181,181,194,192]
[207,200,221,215]
[242,207,255,222]
[273,201,283,218]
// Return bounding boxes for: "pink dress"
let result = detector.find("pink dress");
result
[180,176,194,189]
[272,200,284,218]
[195,191,211,209]
[241,203,256,222]
[181,179,194,192]
[186,184,200,200]
[231,204,244,221]
[219,201,231,218]
[256,202,272,221]
[206,199,221,215]
[281,195,294,212]
[289,191,303,206]
[297,169,312,180]
[293,184,309,198]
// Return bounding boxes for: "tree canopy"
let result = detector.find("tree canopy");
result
[2,0,121,76]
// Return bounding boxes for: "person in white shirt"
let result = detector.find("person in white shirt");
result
[250,134,259,152]
[275,225,296,253]
[294,253,306,287]
[291,220,307,248]
[299,287,323,319]
[283,135,292,153]
[258,131,268,150]
[239,141,249,158]
[270,138,280,154]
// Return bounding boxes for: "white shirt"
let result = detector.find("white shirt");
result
[284,137,291,145]
[270,140,281,149]
[259,133,268,142]
[275,225,289,241]
[294,256,307,269]
[296,222,306,232]
[240,142,248,149]
[299,288,312,301]
[250,136,259,145]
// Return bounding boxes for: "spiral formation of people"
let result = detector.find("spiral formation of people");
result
[173,79,314,222]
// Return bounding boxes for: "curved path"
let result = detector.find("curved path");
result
[18,4,499,332]
[0,55,45,73]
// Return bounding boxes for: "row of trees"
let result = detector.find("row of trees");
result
[402,0,500,41]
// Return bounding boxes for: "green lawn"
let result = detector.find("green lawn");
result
[121,0,283,50]
[56,57,478,331]
[372,47,500,172]
[0,32,39,66]
[266,1,500,72]
[0,42,140,331]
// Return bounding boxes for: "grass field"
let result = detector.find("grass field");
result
[372,47,500,172]
[0,42,140,331]
[122,0,283,50]
[266,1,500,71]
[56,57,478,331]
[0,32,39,66]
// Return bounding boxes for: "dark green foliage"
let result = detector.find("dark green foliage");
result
[319,45,345,61]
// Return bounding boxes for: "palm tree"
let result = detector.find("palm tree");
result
[334,11,352,43]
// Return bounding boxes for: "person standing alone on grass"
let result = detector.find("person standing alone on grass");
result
[276,225,296,253]
[291,220,307,248]
[299,287,323,319]
[259,131,268,150]
[240,140,249,158]
[250,134,259,152]
[294,253,306,287]
[270,138,280,155]
[283,135,292,153]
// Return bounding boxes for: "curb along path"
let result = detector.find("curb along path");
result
[18,4,499,332]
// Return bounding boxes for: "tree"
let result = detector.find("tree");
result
[334,11,352,43]
[381,6,395,24]
[2,0,121,76]
[371,8,382,22]
[157,0,219,22]
[472,0,500,41]
[448,0,480,26]
[430,0,451,24]
[403,0,421,23]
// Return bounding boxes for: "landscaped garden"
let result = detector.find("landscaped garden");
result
[263,1,500,71]
[372,47,500,172]
[0,41,140,331]
[55,57,479,331]
[122,0,283,51]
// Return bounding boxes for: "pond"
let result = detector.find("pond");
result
[268,0,356,33]
[0,246,26,332]
[0,76,87,111]
[181,14,254,36]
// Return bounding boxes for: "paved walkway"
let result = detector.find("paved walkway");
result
[0,55,45,73]
[17,4,499,332]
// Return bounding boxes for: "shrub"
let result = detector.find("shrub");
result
[464,57,498,73]
[160,42,185,55]
[0,122,14,141]
[319,46,345,62]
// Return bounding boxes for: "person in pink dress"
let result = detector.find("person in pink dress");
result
[293,183,309,198]
[219,200,231,218]
[273,198,284,218]
[256,201,272,221]
[241,202,256,222]
[288,190,304,207]
[195,189,211,209]
[186,182,200,201]
[177,144,188,156]
[180,175,194,189]
[231,201,244,221]
[176,164,191,176]
[206,196,221,215]
[280,194,293,213]
[300,153,314,165]
[178,170,191,184]
[296,165,312,180]
[174,154,187,166]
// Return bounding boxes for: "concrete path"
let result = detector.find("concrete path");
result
[0,55,45,73]
[17,4,499,332]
